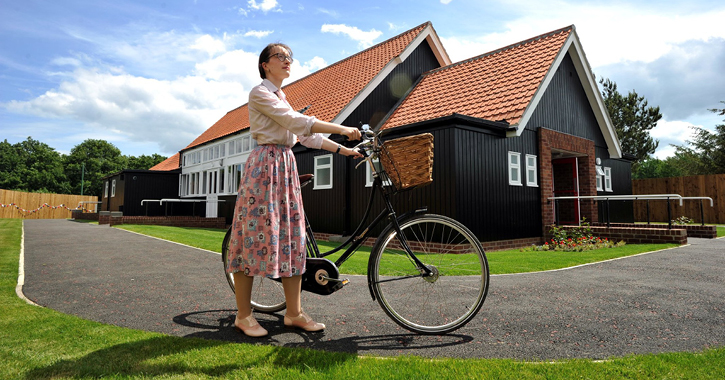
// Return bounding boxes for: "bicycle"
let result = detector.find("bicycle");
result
[222,126,490,334]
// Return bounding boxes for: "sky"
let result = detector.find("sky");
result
[1,0,724,159]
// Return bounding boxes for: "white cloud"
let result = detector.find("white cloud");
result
[439,1,725,67]
[650,119,699,159]
[321,24,383,49]
[191,34,227,57]
[247,0,279,13]
[244,30,273,38]
[3,67,249,154]
[298,56,328,75]
[441,0,453,4]
[1,27,266,155]
[317,8,339,18]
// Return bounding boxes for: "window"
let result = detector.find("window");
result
[111,180,116,197]
[604,167,612,192]
[596,166,604,191]
[525,154,538,187]
[104,181,109,198]
[508,152,522,186]
[314,154,333,189]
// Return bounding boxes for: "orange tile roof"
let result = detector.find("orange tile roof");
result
[149,152,180,171]
[180,22,431,154]
[381,26,573,130]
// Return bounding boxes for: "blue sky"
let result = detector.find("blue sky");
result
[1,0,724,159]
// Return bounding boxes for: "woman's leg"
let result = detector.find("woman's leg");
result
[232,272,267,337]
[281,275,302,317]
[233,272,255,318]
[282,275,325,331]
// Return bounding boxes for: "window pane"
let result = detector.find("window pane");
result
[318,168,331,185]
[317,156,330,165]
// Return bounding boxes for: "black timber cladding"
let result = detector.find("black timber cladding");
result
[296,51,633,241]
[527,54,607,147]
[102,169,191,216]
[342,42,441,128]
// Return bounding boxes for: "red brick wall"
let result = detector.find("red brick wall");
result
[313,232,542,252]
[593,223,716,239]
[100,215,227,230]
[538,128,598,234]
[550,224,688,245]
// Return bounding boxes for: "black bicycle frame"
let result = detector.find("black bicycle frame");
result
[304,176,433,276]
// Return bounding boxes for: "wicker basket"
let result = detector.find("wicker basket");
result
[379,133,434,191]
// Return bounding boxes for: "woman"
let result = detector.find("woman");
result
[226,43,363,337]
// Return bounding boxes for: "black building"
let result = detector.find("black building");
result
[151,22,633,242]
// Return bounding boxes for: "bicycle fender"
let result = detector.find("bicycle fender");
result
[366,207,428,301]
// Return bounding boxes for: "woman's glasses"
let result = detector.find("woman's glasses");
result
[270,53,293,63]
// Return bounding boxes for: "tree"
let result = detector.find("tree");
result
[600,78,662,168]
[64,139,126,196]
[0,137,70,193]
[0,140,23,190]
[672,101,725,175]
[632,157,683,179]
[125,154,168,170]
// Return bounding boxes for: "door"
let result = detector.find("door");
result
[552,157,580,225]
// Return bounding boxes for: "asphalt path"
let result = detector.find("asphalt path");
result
[20,219,724,360]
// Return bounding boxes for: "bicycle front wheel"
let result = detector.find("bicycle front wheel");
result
[221,228,286,313]
[368,213,489,334]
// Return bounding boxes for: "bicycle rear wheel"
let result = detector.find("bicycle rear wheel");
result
[368,213,489,334]
[221,228,286,313]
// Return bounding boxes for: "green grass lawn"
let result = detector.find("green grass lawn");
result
[3,219,724,379]
[114,224,680,275]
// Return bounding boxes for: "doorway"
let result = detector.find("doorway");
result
[552,157,579,225]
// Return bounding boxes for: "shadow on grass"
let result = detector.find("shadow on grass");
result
[23,334,355,379]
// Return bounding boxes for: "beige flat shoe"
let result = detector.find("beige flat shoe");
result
[234,314,268,337]
[284,311,325,332]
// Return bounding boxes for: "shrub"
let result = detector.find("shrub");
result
[521,219,626,252]
[671,215,694,225]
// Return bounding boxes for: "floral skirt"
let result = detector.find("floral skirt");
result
[225,145,306,278]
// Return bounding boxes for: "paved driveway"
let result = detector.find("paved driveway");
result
[20,219,724,360]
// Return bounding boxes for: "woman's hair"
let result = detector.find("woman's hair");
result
[258,43,293,79]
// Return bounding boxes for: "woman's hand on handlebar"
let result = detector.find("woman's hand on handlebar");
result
[341,146,364,159]
[341,126,362,141]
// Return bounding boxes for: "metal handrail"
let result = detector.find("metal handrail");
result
[549,194,684,206]
[139,198,226,216]
[159,198,226,205]
[548,194,714,228]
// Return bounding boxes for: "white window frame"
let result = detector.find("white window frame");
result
[508,151,522,186]
[604,167,612,192]
[111,179,116,197]
[596,166,604,191]
[314,154,333,190]
[525,154,538,187]
[104,181,109,198]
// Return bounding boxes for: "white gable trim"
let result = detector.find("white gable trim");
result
[332,24,452,125]
[508,28,622,159]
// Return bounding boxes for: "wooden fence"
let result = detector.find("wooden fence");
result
[632,174,725,224]
[0,189,98,219]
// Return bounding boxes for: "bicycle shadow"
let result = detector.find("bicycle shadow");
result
[173,309,475,355]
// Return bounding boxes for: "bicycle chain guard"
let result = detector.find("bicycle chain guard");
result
[302,258,348,295]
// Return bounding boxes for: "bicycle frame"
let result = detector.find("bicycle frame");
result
[303,156,434,280]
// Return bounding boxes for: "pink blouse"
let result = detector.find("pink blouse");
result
[248,79,323,149]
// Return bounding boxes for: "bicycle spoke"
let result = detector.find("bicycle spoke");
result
[370,214,489,334]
